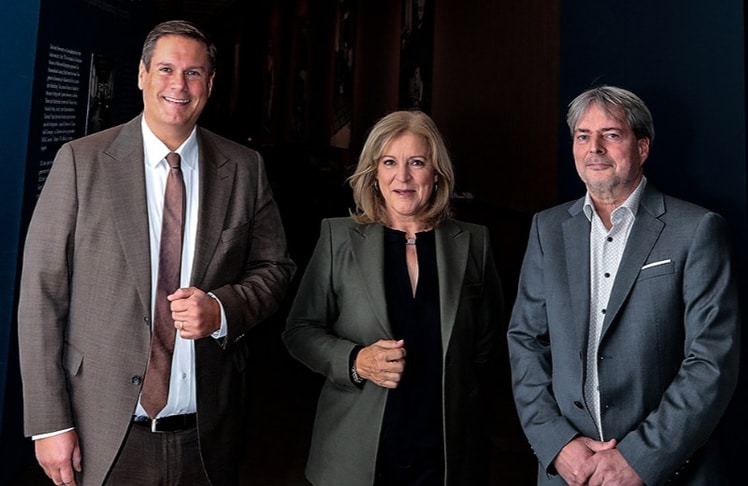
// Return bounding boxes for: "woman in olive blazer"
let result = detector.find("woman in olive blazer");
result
[283,111,503,485]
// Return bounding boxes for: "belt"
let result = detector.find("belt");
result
[133,413,197,433]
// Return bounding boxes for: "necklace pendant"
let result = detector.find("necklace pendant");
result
[405,237,417,245]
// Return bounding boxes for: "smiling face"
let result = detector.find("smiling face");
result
[376,131,437,228]
[138,34,214,149]
[573,103,650,203]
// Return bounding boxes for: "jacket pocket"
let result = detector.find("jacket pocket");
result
[63,344,83,376]
[637,259,674,281]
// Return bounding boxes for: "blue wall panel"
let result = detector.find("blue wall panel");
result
[0,0,42,481]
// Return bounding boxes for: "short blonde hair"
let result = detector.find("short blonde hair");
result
[348,110,455,227]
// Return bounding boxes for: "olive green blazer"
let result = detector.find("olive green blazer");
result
[284,217,503,485]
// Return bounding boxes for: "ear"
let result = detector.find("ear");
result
[137,60,146,90]
[207,72,215,97]
[434,174,439,183]
[637,137,650,165]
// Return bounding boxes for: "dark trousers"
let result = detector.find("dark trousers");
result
[105,423,211,485]
[374,448,445,486]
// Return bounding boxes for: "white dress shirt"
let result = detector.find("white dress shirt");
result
[136,119,201,418]
[583,176,646,439]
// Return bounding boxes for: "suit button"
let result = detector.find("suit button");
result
[144,317,150,326]
[573,401,584,409]
[131,376,142,385]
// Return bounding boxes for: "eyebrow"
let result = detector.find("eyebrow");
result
[154,61,207,72]
[574,126,624,133]
[380,154,428,159]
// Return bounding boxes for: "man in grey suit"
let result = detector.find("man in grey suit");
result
[18,20,295,485]
[507,85,740,485]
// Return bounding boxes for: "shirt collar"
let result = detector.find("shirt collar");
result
[583,176,647,221]
[141,117,199,170]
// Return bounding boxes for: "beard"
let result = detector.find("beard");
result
[580,156,627,198]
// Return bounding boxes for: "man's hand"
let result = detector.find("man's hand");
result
[581,447,644,486]
[169,287,221,339]
[554,436,617,486]
[355,339,406,388]
[35,430,81,486]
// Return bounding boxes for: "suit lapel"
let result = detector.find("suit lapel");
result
[601,186,665,338]
[435,221,469,355]
[349,223,393,337]
[104,116,151,313]
[563,199,593,347]
[348,221,472,342]
[190,128,233,287]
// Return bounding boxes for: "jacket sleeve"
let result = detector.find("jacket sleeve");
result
[209,151,296,346]
[17,143,78,436]
[616,212,740,485]
[474,226,504,381]
[282,219,361,389]
[506,214,580,472]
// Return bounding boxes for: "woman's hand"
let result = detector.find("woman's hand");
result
[355,339,407,388]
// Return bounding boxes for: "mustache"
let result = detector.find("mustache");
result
[585,155,614,166]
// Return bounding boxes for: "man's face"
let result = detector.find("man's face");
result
[573,103,649,201]
[138,35,214,147]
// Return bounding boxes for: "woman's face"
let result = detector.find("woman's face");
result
[376,131,437,226]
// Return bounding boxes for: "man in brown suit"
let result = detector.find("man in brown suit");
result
[17,20,295,485]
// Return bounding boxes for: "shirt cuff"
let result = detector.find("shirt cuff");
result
[208,292,228,339]
[33,427,75,440]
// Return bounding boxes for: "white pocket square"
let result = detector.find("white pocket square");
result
[641,259,671,270]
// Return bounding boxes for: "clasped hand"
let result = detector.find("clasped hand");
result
[354,339,406,388]
[554,436,643,486]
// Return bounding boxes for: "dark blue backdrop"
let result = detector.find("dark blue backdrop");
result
[0,0,41,450]
[0,1,151,482]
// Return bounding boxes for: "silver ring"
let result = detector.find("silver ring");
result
[179,321,184,330]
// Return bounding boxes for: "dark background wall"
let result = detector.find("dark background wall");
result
[1,0,745,483]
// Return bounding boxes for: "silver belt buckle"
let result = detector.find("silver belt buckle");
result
[151,418,160,433]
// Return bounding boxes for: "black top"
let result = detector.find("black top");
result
[378,227,444,471]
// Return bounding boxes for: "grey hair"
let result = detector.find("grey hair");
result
[566,85,654,143]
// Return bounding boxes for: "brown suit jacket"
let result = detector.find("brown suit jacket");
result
[18,115,296,485]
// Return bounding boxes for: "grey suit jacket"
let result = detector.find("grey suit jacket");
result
[283,217,503,486]
[507,184,740,485]
[18,115,296,485]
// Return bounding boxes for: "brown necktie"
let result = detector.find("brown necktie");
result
[141,152,185,418]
